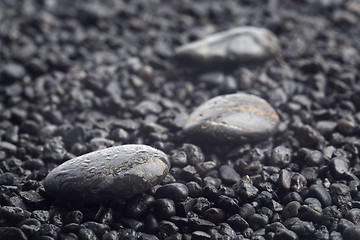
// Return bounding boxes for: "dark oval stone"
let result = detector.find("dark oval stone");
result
[219,165,241,185]
[155,183,189,203]
[126,194,155,219]
[0,227,27,240]
[184,93,279,143]
[44,145,170,203]
[152,198,176,220]
[270,146,291,168]
[308,184,332,207]
[282,201,301,219]
[343,225,360,240]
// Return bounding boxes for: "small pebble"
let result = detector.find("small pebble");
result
[219,165,241,185]
[217,195,240,213]
[191,231,211,240]
[282,201,301,219]
[204,208,225,225]
[345,208,360,225]
[0,227,27,240]
[184,93,279,143]
[227,214,249,231]
[304,150,324,166]
[186,181,203,198]
[279,169,292,190]
[126,194,155,219]
[308,184,332,207]
[189,218,215,231]
[298,198,323,222]
[343,225,360,240]
[44,145,169,203]
[270,146,291,168]
[181,144,205,166]
[78,228,97,240]
[330,183,351,206]
[233,179,259,200]
[170,151,188,167]
[155,183,189,203]
[331,157,349,176]
[248,214,269,230]
[152,198,176,220]
[158,220,179,236]
[0,63,26,83]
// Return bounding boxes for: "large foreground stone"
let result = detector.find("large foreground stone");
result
[44,145,170,203]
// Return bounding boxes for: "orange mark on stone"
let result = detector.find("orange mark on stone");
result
[271,113,279,119]
[229,106,250,112]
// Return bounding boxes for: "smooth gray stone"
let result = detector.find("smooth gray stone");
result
[44,145,169,203]
[175,26,280,69]
[184,93,279,142]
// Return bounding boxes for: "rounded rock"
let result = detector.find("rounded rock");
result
[44,145,170,203]
[0,227,27,240]
[155,183,189,203]
[270,146,291,168]
[343,225,360,240]
[152,198,176,220]
[184,93,279,143]
[175,27,280,70]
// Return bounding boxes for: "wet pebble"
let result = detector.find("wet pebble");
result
[0,63,26,83]
[248,213,269,230]
[343,225,360,240]
[331,157,349,176]
[282,201,301,219]
[155,183,189,203]
[64,210,83,224]
[175,27,280,70]
[184,93,279,143]
[0,227,27,240]
[181,144,205,166]
[233,179,259,200]
[152,198,176,220]
[170,151,188,167]
[186,182,203,198]
[193,197,211,214]
[219,165,241,185]
[330,183,351,206]
[274,227,298,240]
[158,220,179,236]
[78,228,97,240]
[189,218,215,231]
[126,194,155,219]
[270,146,291,168]
[44,145,170,203]
[304,150,324,167]
[279,169,292,190]
[204,208,225,225]
[345,208,360,225]
[298,198,323,222]
[191,231,211,240]
[308,184,332,207]
[227,214,249,231]
[217,195,240,213]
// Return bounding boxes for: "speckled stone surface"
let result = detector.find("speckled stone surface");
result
[184,93,279,142]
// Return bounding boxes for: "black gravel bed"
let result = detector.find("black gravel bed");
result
[1,0,360,240]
